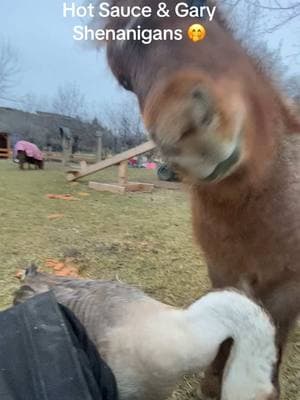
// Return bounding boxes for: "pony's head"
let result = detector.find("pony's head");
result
[95,0,295,186]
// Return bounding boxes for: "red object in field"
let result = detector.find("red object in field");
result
[128,157,137,167]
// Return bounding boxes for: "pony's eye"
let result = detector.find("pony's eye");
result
[120,76,133,92]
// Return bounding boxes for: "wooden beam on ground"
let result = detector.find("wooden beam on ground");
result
[89,181,126,194]
[89,181,154,194]
[125,182,154,193]
[67,140,156,181]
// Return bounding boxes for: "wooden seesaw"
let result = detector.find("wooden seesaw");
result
[66,140,157,194]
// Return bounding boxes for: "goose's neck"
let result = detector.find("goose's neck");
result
[136,291,275,375]
[131,291,275,400]
[184,290,277,397]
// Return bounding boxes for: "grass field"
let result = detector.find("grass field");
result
[0,159,299,399]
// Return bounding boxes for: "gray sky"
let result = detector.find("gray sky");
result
[0,0,133,115]
[0,0,299,117]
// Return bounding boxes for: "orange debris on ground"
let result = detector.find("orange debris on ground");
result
[45,258,80,277]
[15,258,80,280]
[15,270,24,280]
[46,194,79,201]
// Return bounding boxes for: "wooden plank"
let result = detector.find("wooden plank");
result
[125,182,154,193]
[67,141,156,181]
[89,181,126,194]
[118,161,128,185]
[89,181,154,194]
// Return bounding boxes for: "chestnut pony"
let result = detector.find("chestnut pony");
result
[96,0,300,397]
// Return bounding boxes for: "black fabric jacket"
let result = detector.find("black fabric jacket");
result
[0,292,119,400]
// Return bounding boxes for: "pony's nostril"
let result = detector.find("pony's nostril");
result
[201,108,214,126]
[180,127,195,141]
[192,88,207,101]
[191,87,214,126]
[148,129,157,141]
[191,85,211,103]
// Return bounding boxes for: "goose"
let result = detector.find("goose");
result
[14,265,278,400]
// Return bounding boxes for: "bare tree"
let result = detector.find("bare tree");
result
[21,92,51,113]
[221,1,293,87]
[52,82,87,118]
[286,75,300,99]
[100,97,147,153]
[0,37,20,96]
[224,0,300,33]
[253,1,300,33]
[21,92,38,112]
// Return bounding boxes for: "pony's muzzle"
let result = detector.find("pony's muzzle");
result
[144,71,245,182]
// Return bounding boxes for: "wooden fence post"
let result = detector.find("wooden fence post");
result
[95,130,103,163]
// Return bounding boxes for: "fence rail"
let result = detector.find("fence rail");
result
[43,152,97,163]
[0,148,10,159]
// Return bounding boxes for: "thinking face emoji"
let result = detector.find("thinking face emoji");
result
[188,24,206,42]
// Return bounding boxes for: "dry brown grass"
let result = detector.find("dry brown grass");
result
[0,160,298,399]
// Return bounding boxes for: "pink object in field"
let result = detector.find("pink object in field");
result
[15,140,43,161]
[145,162,156,169]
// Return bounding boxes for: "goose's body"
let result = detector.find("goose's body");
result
[14,267,277,400]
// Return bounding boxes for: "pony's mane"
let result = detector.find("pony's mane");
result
[87,0,299,130]
[87,0,232,30]
[209,1,299,129]
[207,0,232,31]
